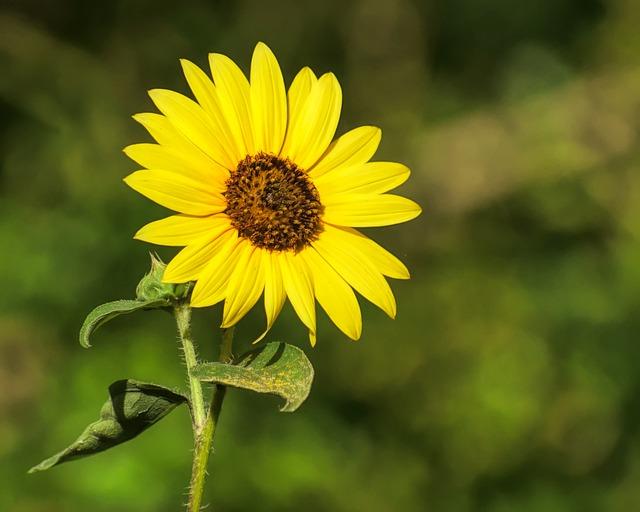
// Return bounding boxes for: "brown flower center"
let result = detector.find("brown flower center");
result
[223,152,324,251]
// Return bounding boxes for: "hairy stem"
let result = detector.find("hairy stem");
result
[174,302,206,429]
[186,326,235,512]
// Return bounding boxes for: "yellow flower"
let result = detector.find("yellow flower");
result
[124,43,421,345]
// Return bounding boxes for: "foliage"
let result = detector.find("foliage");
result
[192,342,314,412]
[29,380,188,473]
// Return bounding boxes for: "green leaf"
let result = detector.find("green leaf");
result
[191,342,314,412]
[79,255,192,348]
[29,380,188,473]
[79,298,169,348]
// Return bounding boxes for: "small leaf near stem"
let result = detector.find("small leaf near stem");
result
[29,380,188,473]
[80,255,191,349]
[80,254,190,348]
[79,299,170,348]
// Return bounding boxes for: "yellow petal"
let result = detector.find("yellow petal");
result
[324,225,410,280]
[133,114,208,160]
[134,214,230,247]
[323,194,421,227]
[179,60,224,122]
[250,42,287,154]
[209,52,254,156]
[303,247,362,340]
[190,233,243,307]
[180,59,243,165]
[284,67,316,141]
[281,72,342,170]
[277,251,317,345]
[163,227,235,283]
[312,224,397,318]
[255,251,286,343]
[123,143,228,189]
[309,126,381,178]
[148,89,235,170]
[124,170,225,216]
[132,113,223,174]
[222,244,265,327]
[315,161,410,198]
[133,113,178,146]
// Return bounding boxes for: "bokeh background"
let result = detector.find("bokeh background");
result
[2,0,640,510]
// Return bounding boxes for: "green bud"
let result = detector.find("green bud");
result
[135,253,189,302]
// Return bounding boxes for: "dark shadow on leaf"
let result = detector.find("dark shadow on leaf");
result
[109,379,129,425]
[240,341,285,368]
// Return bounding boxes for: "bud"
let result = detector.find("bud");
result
[135,254,189,302]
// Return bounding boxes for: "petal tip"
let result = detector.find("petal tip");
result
[131,113,148,125]
[208,52,226,65]
[180,58,201,76]
[348,326,362,341]
[187,294,206,308]
[325,72,341,87]
[132,226,148,241]
[122,144,137,157]
[147,88,162,101]
[298,66,316,80]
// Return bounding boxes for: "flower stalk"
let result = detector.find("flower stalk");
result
[174,302,206,429]
[175,300,235,511]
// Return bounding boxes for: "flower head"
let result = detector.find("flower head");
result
[124,43,421,345]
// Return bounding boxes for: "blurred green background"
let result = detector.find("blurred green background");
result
[2,0,640,510]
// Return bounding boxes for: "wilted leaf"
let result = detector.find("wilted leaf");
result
[79,299,169,348]
[191,342,314,412]
[29,380,188,473]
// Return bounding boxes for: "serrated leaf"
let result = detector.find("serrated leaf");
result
[191,342,314,412]
[79,299,169,348]
[29,380,188,473]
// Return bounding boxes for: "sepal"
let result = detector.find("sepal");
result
[136,253,189,302]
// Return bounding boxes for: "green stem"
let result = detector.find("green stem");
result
[174,302,206,429]
[186,326,235,512]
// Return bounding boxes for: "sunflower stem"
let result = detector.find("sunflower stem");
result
[186,325,235,512]
[174,302,206,429]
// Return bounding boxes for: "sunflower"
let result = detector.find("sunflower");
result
[124,42,421,345]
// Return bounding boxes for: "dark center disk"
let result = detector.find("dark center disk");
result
[223,152,324,251]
